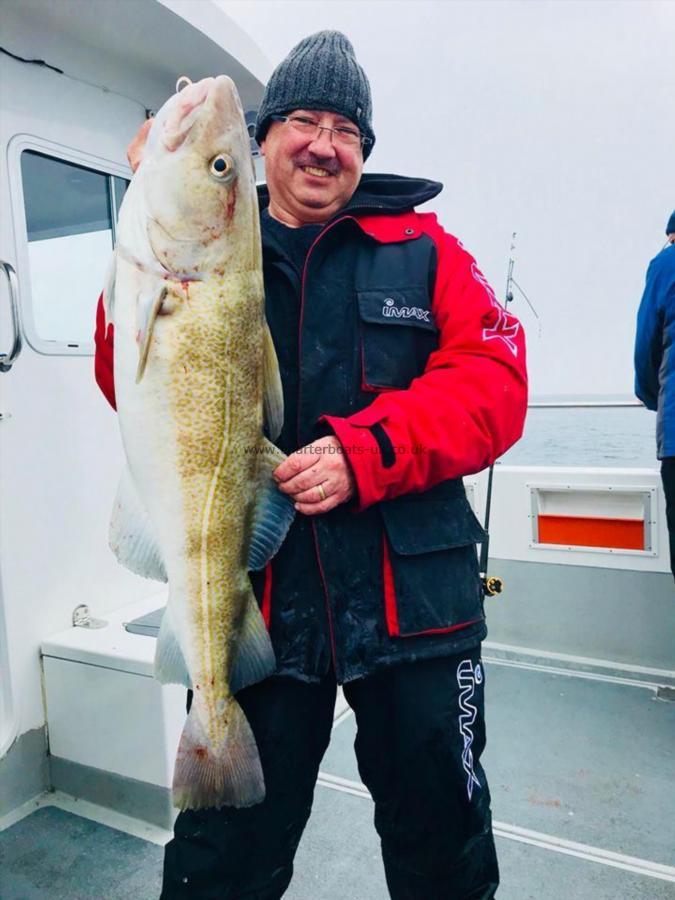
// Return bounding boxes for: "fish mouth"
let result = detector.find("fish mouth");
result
[199,75,245,141]
[148,75,243,156]
[161,78,214,152]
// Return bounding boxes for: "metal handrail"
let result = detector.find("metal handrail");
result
[0,260,22,373]
[528,400,644,409]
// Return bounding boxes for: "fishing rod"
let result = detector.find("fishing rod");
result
[479,232,538,597]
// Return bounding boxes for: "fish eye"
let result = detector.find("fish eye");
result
[209,154,235,179]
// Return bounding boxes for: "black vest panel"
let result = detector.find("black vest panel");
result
[255,217,487,684]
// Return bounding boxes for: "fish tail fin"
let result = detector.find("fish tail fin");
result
[172,698,265,810]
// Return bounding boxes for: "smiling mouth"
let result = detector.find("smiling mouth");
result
[301,165,332,178]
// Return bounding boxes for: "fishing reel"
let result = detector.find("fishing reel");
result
[480,573,504,597]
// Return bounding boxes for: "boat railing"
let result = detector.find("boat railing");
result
[528,399,645,408]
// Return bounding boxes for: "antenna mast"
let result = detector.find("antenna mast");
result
[479,232,526,597]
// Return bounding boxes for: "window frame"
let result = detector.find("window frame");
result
[7,134,131,357]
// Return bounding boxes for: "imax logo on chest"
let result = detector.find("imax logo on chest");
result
[381,297,431,322]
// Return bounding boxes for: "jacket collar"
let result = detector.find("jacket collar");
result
[256,172,442,212]
[258,173,441,248]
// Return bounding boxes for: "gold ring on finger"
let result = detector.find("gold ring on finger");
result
[317,483,327,502]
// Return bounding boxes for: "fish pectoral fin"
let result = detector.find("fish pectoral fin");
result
[136,285,169,382]
[247,438,295,572]
[229,594,276,695]
[154,602,192,688]
[102,252,117,324]
[109,466,168,582]
[262,320,284,441]
[172,697,265,810]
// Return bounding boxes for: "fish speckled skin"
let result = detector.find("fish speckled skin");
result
[105,76,287,810]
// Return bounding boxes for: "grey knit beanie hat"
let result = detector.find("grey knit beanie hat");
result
[255,30,375,160]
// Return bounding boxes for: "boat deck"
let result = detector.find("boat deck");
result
[1,654,674,899]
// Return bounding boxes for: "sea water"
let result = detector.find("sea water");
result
[499,402,658,469]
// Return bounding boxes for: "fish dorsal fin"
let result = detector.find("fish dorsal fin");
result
[229,594,276,695]
[109,466,167,582]
[247,438,295,572]
[262,321,284,441]
[154,602,192,688]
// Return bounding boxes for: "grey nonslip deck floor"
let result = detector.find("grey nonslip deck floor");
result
[1,661,674,900]
[0,805,164,900]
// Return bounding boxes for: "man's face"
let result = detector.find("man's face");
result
[260,109,364,226]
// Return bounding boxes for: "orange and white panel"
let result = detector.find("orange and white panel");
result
[530,486,654,553]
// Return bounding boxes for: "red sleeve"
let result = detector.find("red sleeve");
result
[322,215,528,511]
[94,292,117,410]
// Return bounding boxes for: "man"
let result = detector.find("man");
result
[635,211,675,580]
[95,31,527,899]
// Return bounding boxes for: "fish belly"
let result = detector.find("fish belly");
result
[115,263,263,699]
[115,264,273,808]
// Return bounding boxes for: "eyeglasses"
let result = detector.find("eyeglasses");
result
[269,114,371,149]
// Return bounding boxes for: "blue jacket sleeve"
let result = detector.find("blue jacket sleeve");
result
[634,256,665,411]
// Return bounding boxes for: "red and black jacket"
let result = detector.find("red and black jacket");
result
[95,173,528,684]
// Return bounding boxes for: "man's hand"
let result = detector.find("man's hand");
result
[127,118,154,173]
[274,436,355,515]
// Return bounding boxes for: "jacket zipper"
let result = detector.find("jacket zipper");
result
[297,216,353,677]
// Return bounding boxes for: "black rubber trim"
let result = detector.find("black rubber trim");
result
[370,423,396,468]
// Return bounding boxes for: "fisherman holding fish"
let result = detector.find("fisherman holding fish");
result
[95,30,527,900]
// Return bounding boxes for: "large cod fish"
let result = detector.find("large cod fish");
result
[102,76,293,811]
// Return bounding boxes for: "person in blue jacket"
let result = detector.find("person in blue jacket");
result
[634,211,675,580]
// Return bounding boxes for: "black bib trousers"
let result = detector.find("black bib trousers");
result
[160,652,499,900]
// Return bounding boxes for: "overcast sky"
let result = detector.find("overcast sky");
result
[220,0,674,399]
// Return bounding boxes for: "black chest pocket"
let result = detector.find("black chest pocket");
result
[358,288,438,390]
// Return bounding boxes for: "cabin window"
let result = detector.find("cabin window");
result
[20,150,129,352]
